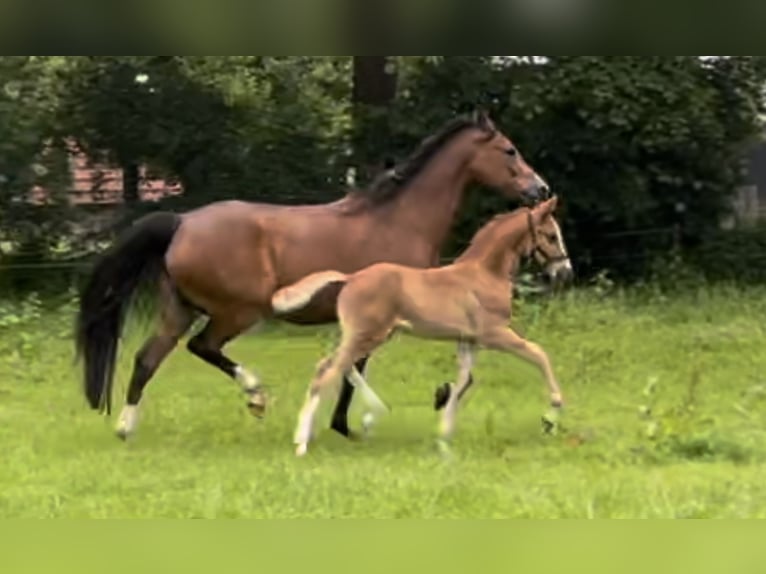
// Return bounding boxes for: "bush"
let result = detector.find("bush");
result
[689,225,766,284]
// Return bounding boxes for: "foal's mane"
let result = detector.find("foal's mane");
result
[346,113,495,208]
[455,209,530,262]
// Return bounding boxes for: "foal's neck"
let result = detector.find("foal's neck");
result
[459,212,531,280]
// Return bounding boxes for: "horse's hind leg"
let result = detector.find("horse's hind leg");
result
[116,278,196,441]
[186,310,267,417]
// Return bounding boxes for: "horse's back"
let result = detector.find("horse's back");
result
[165,199,357,315]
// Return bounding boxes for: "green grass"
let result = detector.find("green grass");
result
[1,285,766,518]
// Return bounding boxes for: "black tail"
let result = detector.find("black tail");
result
[75,211,181,415]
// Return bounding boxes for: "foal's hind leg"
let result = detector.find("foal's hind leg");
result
[295,331,388,456]
[294,347,359,457]
[187,310,267,417]
[116,280,196,440]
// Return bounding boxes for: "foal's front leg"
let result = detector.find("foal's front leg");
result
[483,327,564,433]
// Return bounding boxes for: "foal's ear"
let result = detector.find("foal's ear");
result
[533,196,558,222]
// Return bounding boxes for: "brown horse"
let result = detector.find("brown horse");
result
[271,197,570,457]
[75,110,550,441]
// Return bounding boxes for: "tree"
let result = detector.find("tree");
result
[503,56,766,278]
[351,56,398,184]
[0,56,72,254]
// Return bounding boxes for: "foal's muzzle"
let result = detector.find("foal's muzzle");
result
[544,259,574,288]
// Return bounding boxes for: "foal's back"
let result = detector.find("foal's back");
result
[337,260,506,341]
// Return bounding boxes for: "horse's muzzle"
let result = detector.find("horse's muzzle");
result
[520,182,551,206]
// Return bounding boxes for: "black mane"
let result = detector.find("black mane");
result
[351,113,493,206]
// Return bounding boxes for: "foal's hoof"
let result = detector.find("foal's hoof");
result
[434,383,452,411]
[436,439,453,459]
[541,408,561,436]
[115,428,131,442]
[295,443,309,457]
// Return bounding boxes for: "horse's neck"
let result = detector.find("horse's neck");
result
[381,143,472,249]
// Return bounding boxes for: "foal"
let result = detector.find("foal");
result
[272,197,571,456]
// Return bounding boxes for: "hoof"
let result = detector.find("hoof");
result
[436,438,453,459]
[346,429,364,442]
[295,443,308,457]
[361,413,376,435]
[434,383,452,411]
[248,402,266,419]
[331,421,359,441]
[247,392,267,419]
[115,428,131,442]
[541,408,561,436]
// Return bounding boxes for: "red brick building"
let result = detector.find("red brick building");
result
[28,140,183,206]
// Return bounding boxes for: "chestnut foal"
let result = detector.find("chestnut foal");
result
[272,197,572,456]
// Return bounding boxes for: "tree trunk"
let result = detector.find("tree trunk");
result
[352,56,398,185]
[122,161,140,205]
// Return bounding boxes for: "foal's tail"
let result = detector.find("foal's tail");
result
[272,271,349,314]
[75,211,182,415]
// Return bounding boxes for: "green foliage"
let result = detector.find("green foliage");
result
[688,224,766,284]
[505,56,766,278]
[1,286,766,517]
[1,56,765,286]
[0,56,73,251]
[636,375,752,465]
[57,57,351,206]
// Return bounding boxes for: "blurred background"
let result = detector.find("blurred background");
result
[1,56,765,295]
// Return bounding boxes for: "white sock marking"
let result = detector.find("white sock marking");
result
[235,365,260,393]
[294,394,321,453]
[116,405,139,437]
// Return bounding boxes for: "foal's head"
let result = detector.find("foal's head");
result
[465,110,550,205]
[524,197,574,286]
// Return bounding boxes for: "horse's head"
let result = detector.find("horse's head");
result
[466,109,550,206]
[527,197,574,286]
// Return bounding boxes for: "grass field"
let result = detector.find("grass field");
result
[1,285,766,518]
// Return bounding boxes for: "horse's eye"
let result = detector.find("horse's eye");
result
[505,148,517,157]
